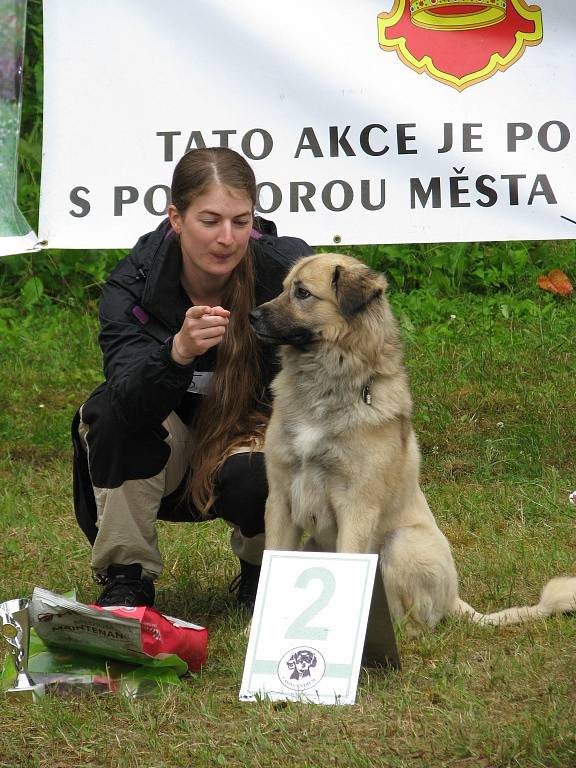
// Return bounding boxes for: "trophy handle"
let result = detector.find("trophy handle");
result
[1,615,24,668]
[0,599,45,701]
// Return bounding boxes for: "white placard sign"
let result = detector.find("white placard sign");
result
[39,0,576,249]
[240,551,379,705]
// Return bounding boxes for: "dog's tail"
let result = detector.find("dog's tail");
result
[453,576,576,626]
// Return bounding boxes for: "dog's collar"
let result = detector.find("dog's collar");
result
[362,382,372,406]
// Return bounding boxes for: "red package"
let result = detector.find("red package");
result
[90,604,208,671]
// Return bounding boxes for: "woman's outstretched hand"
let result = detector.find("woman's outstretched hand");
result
[171,305,230,365]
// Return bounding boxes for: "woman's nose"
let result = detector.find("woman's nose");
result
[217,222,234,245]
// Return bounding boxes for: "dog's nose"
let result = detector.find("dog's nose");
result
[249,308,262,326]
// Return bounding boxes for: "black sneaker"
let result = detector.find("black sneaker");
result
[229,559,261,612]
[95,564,155,608]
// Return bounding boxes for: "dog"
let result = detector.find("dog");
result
[249,252,576,635]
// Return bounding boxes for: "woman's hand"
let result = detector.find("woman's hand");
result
[171,305,230,365]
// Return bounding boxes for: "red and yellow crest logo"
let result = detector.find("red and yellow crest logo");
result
[378,0,543,91]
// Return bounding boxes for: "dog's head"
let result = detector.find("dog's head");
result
[249,253,387,348]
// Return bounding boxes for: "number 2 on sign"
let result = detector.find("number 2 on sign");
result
[285,567,336,641]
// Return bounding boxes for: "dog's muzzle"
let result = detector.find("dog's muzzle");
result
[249,306,316,348]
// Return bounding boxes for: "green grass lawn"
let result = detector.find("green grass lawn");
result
[0,292,574,768]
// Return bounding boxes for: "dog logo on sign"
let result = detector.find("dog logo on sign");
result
[277,647,326,691]
[378,0,543,90]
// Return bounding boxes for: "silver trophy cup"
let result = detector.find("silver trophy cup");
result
[0,598,44,700]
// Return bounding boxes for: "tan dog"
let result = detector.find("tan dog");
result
[249,253,576,634]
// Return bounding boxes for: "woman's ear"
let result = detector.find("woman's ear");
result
[168,204,182,235]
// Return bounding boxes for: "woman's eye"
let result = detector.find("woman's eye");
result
[295,287,312,299]
[234,219,251,227]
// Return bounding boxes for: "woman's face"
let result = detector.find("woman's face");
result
[169,183,254,284]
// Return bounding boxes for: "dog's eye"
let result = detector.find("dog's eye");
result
[295,286,312,300]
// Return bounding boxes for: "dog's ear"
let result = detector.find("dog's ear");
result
[332,265,384,319]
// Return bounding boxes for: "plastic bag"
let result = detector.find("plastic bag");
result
[30,588,208,673]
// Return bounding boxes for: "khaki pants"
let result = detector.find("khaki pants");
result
[78,409,265,580]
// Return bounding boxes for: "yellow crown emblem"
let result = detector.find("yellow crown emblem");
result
[410,0,507,31]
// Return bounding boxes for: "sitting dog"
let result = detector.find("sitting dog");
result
[249,252,576,634]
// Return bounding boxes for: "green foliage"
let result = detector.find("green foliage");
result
[19,273,43,307]
[342,239,574,297]
[0,247,126,307]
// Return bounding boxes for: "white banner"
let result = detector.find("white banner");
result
[39,0,576,248]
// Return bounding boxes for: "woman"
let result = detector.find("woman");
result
[72,147,312,610]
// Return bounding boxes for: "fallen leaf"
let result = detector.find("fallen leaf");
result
[537,269,573,296]
[537,275,554,291]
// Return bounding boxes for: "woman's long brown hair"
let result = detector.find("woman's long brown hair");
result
[171,147,268,515]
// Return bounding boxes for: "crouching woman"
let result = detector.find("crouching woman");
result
[72,147,312,609]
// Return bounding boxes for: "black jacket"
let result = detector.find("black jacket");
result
[72,217,312,543]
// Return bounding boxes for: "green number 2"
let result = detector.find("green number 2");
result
[285,567,336,641]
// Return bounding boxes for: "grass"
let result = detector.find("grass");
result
[0,290,575,768]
